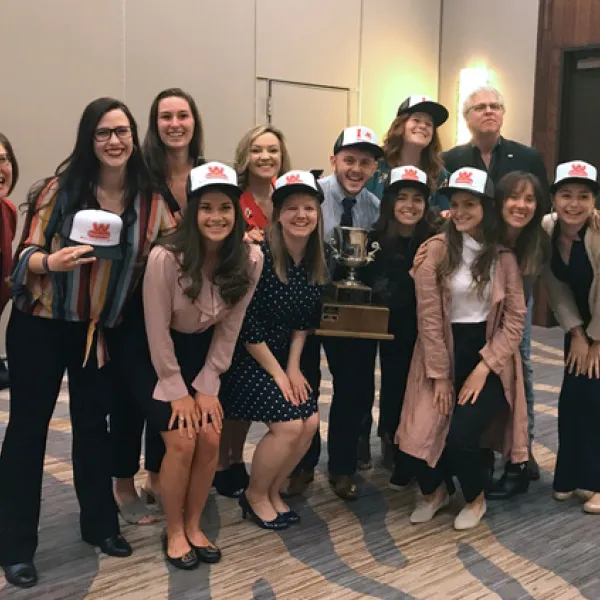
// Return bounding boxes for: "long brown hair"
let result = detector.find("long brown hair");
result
[436,193,499,297]
[234,125,291,191]
[267,196,327,285]
[383,114,444,192]
[495,171,550,277]
[157,188,252,307]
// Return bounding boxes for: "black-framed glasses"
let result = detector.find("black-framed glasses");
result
[0,154,11,167]
[94,126,132,142]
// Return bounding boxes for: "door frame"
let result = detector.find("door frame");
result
[257,77,353,126]
[556,44,600,163]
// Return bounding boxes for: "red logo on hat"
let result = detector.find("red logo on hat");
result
[568,163,588,177]
[285,174,303,184]
[88,223,111,240]
[422,97,428,102]
[206,165,228,180]
[402,168,420,181]
[356,128,372,140]
[455,170,474,185]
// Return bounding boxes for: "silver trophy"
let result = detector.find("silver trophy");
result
[329,226,380,287]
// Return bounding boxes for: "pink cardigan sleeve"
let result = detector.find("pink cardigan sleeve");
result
[413,238,452,379]
[480,252,526,374]
[192,245,264,396]
[143,246,189,402]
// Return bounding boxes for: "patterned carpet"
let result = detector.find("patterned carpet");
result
[1,326,599,599]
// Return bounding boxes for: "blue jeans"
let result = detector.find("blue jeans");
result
[520,294,535,444]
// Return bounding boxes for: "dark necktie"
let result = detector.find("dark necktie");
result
[341,197,355,227]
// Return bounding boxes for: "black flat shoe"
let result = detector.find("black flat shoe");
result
[278,509,301,525]
[238,492,289,530]
[2,562,38,588]
[161,532,199,570]
[486,463,530,500]
[188,541,222,564]
[83,534,133,558]
[213,467,245,498]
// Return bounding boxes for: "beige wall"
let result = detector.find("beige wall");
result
[438,0,540,150]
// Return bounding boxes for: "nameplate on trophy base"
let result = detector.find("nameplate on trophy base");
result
[323,281,372,305]
[316,302,393,340]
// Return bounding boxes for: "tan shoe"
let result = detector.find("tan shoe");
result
[553,490,574,501]
[454,498,487,530]
[410,493,450,524]
[583,492,600,514]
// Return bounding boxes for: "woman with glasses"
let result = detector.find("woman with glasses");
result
[0,134,18,389]
[0,97,175,589]
[106,89,205,524]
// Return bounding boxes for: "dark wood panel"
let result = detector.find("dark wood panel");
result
[532,0,600,326]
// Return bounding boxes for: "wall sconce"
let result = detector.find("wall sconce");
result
[456,67,490,144]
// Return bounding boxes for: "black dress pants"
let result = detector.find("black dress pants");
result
[415,322,507,503]
[323,337,377,476]
[104,310,164,478]
[0,308,119,565]
[554,333,600,493]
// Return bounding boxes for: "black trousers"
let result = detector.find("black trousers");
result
[0,308,119,565]
[415,322,506,503]
[554,334,600,493]
[293,334,323,472]
[104,310,164,478]
[323,337,378,476]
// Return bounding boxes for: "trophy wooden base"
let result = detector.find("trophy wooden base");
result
[316,302,394,340]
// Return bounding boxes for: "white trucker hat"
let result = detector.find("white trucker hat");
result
[272,170,323,206]
[551,160,599,194]
[386,166,430,197]
[396,95,449,127]
[333,126,384,159]
[187,161,242,198]
[439,168,495,200]
[61,209,123,260]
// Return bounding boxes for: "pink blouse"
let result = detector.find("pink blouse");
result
[143,244,263,401]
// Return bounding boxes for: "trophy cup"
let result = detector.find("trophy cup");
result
[316,227,393,339]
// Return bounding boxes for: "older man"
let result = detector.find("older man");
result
[444,86,549,196]
[443,86,547,497]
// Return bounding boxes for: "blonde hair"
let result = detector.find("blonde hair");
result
[267,197,327,285]
[233,125,291,190]
[383,114,444,192]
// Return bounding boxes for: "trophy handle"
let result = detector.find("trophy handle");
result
[366,240,380,263]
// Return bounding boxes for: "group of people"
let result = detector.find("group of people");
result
[0,84,599,590]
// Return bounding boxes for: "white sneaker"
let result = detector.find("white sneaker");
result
[454,498,487,530]
[410,493,450,524]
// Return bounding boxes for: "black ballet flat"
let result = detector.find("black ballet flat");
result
[238,492,289,530]
[83,534,132,558]
[278,510,301,525]
[2,562,38,589]
[188,541,222,564]
[213,467,245,498]
[161,532,199,570]
[485,463,530,500]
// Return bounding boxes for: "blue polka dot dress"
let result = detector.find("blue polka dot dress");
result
[220,241,323,423]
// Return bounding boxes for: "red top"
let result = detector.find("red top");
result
[0,197,17,313]
[240,190,270,230]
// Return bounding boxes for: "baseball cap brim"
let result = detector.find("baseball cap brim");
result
[60,214,123,261]
[333,138,384,160]
[272,183,323,207]
[398,101,449,127]
[386,179,430,198]
[550,177,599,194]
[438,184,494,201]
[188,181,242,199]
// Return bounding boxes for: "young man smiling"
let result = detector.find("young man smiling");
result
[292,126,383,500]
